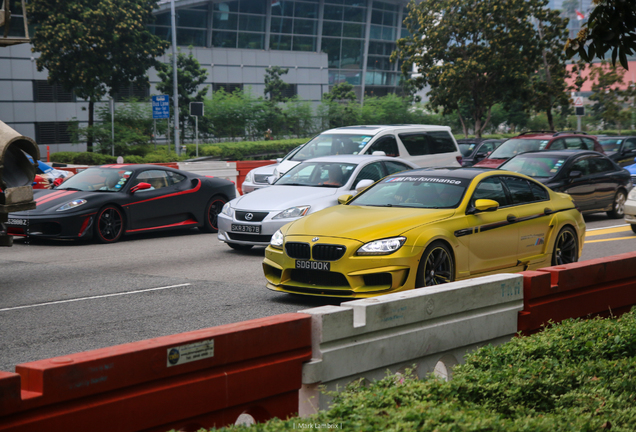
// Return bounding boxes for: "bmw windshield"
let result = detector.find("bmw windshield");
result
[350,175,468,208]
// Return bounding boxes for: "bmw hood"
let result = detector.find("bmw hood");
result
[282,204,455,241]
[232,185,344,211]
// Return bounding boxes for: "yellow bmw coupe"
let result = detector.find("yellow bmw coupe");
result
[263,168,585,298]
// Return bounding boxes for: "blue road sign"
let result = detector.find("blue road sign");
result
[152,95,170,119]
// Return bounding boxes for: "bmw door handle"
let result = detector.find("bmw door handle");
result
[507,214,517,223]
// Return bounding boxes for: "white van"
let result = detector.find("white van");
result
[273,125,462,179]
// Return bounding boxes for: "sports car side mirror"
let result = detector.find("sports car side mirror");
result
[130,182,152,193]
[469,199,499,214]
[338,194,353,204]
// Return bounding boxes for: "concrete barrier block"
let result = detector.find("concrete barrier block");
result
[298,274,523,415]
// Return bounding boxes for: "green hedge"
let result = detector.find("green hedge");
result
[199,309,636,432]
[50,139,308,165]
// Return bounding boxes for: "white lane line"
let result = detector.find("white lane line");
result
[0,283,192,312]
[586,224,628,232]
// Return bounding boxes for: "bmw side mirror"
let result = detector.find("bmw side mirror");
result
[267,176,276,185]
[467,199,499,214]
[569,170,582,178]
[338,194,353,204]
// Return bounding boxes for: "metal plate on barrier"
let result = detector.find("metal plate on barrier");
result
[167,338,214,367]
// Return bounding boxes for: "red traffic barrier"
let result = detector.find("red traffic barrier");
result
[0,313,311,432]
[518,252,636,334]
[235,160,276,195]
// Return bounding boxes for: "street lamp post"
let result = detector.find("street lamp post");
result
[170,0,180,156]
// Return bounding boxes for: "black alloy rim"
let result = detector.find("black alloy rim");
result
[424,246,452,286]
[208,199,226,230]
[98,208,123,241]
[555,230,577,265]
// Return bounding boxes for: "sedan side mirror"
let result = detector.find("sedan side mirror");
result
[267,175,276,185]
[355,179,374,193]
[130,182,152,193]
[569,170,582,178]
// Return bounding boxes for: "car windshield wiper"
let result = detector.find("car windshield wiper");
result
[56,187,83,191]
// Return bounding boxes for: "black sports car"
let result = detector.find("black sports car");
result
[499,150,632,218]
[5,164,236,243]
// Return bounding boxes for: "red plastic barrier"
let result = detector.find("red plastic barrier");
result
[0,313,311,432]
[518,252,636,334]
[235,160,276,195]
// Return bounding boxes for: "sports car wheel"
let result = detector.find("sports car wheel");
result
[95,205,124,244]
[227,243,253,251]
[416,241,455,287]
[607,190,626,219]
[201,195,227,233]
[551,226,578,266]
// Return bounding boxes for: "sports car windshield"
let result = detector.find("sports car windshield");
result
[56,168,132,192]
[289,134,373,162]
[499,155,565,179]
[488,139,549,159]
[350,175,468,208]
[275,162,356,187]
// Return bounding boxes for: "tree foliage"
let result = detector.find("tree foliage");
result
[588,62,636,133]
[27,0,169,149]
[393,0,565,137]
[264,66,290,102]
[322,82,357,103]
[156,48,208,143]
[565,0,636,70]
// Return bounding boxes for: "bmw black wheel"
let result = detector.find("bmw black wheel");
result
[416,241,455,287]
[201,195,227,233]
[95,205,124,244]
[551,226,578,266]
[607,190,626,219]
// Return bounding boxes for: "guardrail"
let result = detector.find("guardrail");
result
[0,314,311,432]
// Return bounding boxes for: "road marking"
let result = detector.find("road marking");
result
[585,225,631,237]
[0,283,192,313]
[585,236,636,244]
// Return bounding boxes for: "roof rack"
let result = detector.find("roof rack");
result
[553,131,588,136]
[517,131,557,136]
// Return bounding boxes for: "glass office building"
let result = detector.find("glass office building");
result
[151,0,410,99]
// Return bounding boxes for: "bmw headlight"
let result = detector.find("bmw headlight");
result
[273,206,310,219]
[57,199,87,211]
[628,188,636,200]
[270,230,284,248]
[221,202,233,217]
[357,236,406,256]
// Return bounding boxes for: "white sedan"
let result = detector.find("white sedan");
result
[217,155,419,250]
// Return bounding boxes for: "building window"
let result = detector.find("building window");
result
[150,5,209,47]
[280,84,298,99]
[33,80,76,103]
[212,0,266,49]
[213,83,244,93]
[35,122,71,145]
[112,83,150,102]
[270,0,319,51]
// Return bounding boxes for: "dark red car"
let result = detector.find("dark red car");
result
[474,131,605,168]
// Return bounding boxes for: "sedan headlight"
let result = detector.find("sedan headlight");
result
[270,230,284,248]
[244,171,253,183]
[272,206,310,219]
[357,236,406,256]
[57,199,87,211]
[628,188,636,200]
[221,202,233,217]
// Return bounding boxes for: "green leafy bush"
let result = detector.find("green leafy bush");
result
[201,309,636,432]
